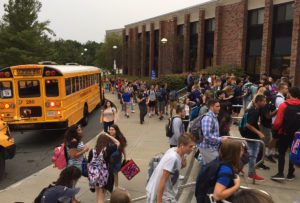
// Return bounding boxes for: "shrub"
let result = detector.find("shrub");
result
[200,65,245,78]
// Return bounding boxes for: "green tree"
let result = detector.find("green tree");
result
[95,33,122,71]
[0,0,54,67]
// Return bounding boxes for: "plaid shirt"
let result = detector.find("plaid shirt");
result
[199,110,221,150]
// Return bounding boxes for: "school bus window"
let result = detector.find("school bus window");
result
[89,75,92,85]
[18,80,40,98]
[0,81,13,99]
[74,77,78,91]
[65,78,71,95]
[45,79,59,97]
[85,76,88,87]
[82,76,86,89]
[71,77,76,93]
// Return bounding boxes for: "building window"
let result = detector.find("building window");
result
[190,22,198,71]
[204,18,215,69]
[175,25,184,73]
[271,2,293,77]
[245,8,264,76]
[250,9,264,25]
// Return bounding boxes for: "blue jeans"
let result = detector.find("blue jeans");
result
[247,141,260,176]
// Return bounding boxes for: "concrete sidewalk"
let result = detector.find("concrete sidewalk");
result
[0,92,188,203]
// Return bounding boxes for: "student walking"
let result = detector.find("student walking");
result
[100,101,116,132]
[148,85,157,117]
[198,99,227,165]
[243,95,266,181]
[169,105,185,148]
[137,88,148,124]
[271,87,300,181]
[146,134,196,203]
[122,87,131,118]
[65,125,89,171]
[108,124,127,189]
[88,132,120,203]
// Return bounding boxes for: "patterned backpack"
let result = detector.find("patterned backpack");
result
[88,149,109,188]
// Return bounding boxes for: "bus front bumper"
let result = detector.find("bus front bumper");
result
[9,121,68,131]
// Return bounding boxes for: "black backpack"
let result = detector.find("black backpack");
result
[165,116,179,138]
[270,94,284,111]
[195,159,235,203]
[283,103,300,136]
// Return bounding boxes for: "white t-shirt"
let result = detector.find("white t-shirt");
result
[272,92,285,124]
[146,148,182,203]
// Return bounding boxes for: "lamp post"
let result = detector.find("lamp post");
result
[160,38,168,76]
[81,48,88,65]
[113,45,118,79]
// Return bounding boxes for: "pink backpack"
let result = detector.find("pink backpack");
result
[52,143,67,170]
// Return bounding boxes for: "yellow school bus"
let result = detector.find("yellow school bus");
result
[0,64,104,131]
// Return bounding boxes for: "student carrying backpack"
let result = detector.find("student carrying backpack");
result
[52,143,68,170]
[195,140,242,203]
[165,116,179,138]
[189,113,214,144]
[195,158,235,203]
[239,112,248,138]
[283,102,300,136]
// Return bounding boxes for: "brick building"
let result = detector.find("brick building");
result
[118,0,300,86]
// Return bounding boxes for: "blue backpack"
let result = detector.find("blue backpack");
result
[290,131,300,166]
[190,106,200,121]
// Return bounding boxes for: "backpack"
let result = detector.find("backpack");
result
[189,113,213,144]
[88,149,109,188]
[165,116,179,138]
[195,158,234,203]
[270,94,284,111]
[34,184,54,203]
[52,143,68,170]
[290,131,300,166]
[156,90,163,101]
[239,112,248,137]
[189,106,200,121]
[283,103,300,136]
[146,153,164,183]
[169,90,178,101]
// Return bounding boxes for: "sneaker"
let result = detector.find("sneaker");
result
[271,173,285,181]
[286,174,295,181]
[266,155,276,163]
[257,163,270,170]
[248,174,265,181]
[179,175,185,180]
[131,110,135,113]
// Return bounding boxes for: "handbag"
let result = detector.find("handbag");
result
[81,156,88,177]
[120,159,140,180]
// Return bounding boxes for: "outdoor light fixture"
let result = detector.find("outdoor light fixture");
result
[161,38,168,44]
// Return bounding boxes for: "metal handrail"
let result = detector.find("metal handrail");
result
[177,87,187,95]
[228,136,266,184]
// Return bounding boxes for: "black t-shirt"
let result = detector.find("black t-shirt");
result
[138,93,147,106]
[260,105,272,128]
[245,107,260,139]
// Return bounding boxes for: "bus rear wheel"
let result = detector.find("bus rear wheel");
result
[81,105,89,126]
[0,149,5,180]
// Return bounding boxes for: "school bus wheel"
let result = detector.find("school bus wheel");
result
[0,148,5,180]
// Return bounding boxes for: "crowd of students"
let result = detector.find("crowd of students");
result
[35,72,300,203]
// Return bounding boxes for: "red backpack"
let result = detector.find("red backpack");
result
[52,143,68,170]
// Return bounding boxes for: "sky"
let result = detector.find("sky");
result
[0,0,210,43]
